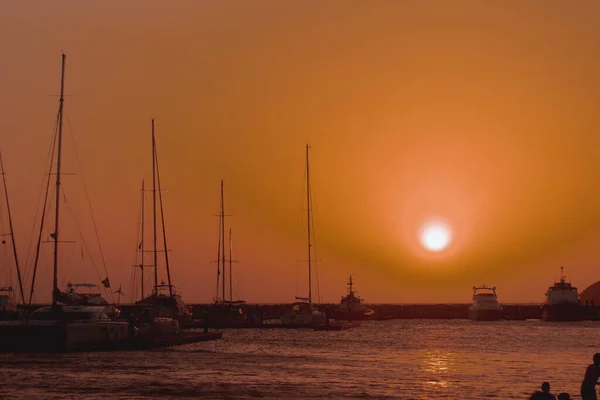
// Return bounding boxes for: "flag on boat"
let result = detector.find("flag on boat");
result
[101,277,110,288]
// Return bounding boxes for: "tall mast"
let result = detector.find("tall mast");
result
[52,52,66,306]
[140,180,145,299]
[220,180,226,303]
[229,228,233,303]
[305,144,312,305]
[0,152,25,304]
[155,141,173,297]
[152,119,158,293]
[215,210,221,302]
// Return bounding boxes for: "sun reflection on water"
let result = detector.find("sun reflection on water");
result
[421,351,454,389]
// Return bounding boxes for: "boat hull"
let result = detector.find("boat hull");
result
[468,308,503,321]
[541,303,584,322]
[0,323,222,353]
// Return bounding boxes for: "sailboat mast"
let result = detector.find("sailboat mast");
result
[140,179,145,299]
[152,119,158,293]
[52,52,66,306]
[0,152,25,304]
[305,144,312,305]
[220,180,226,303]
[155,144,173,297]
[229,228,232,303]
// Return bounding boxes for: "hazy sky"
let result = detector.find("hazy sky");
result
[1,1,600,304]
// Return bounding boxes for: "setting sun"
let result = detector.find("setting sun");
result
[419,220,452,252]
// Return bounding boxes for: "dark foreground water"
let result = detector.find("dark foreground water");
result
[1,319,599,399]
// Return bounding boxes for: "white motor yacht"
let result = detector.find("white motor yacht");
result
[468,285,503,321]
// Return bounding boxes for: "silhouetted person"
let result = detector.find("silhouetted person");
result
[557,393,571,400]
[530,382,556,400]
[581,353,600,400]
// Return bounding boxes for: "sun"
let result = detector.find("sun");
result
[419,220,452,252]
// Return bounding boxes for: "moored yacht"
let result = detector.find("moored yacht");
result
[0,305,132,352]
[206,181,248,328]
[280,145,325,327]
[468,285,503,321]
[281,299,325,325]
[132,119,193,327]
[541,267,584,322]
[0,53,136,353]
[136,282,192,324]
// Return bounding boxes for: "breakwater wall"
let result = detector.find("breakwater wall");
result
[186,303,546,320]
[22,303,600,321]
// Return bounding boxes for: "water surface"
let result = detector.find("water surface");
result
[1,320,598,399]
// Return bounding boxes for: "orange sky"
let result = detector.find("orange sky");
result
[1,1,600,304]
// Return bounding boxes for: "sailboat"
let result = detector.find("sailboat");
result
[207,181,246,328]
[0,53,133,352]
[0,151,26,320]
[135,119,192,326]
[280,145,326,326]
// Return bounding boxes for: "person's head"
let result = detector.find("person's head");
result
[593,353,600,366]
[558,393,571,400]
[541,382,550,393]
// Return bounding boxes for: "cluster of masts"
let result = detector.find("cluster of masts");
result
[0,53,321,309]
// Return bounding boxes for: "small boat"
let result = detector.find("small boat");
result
[468,285,503,321]
[281,301,325,325]
[334,275,375,320]
[280,145,325,327]
[541,267,584,322]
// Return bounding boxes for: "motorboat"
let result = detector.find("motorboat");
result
[335,275,375,319]
[541,267,584,321]
[468,285,503,321]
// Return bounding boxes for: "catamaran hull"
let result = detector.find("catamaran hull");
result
[0,323,222,353]
[0,321,131,353]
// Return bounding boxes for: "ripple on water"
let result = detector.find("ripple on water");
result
[1,320,598,399]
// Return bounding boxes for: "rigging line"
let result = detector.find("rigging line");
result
[24,112,60,286]
[62,190,113,303]
[0,151,25,304]
[28,114,59,307]
[65,115,111,285]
